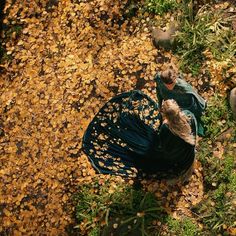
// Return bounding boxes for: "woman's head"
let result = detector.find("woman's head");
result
[160,66,177,90]
[161,100,195,145]
[161,99,180,121]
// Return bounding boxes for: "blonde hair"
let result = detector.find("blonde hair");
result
[161,100,195,145]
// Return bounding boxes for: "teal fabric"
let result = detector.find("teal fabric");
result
[132,110,196,178]
[155,74,206,136]
[82,90,197,179]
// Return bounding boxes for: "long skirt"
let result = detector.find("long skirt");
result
[82,90,161,178]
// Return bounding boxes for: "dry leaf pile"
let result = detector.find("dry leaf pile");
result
[0,0,211,235]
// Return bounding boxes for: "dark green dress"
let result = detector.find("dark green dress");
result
[155,74,206,136]
[82,90,197,179]
[132,110,196,179]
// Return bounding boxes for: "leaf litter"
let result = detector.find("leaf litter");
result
[0,0,232,235]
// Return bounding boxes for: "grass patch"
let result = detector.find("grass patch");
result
[5,24,22,37]
[74,180,211,235]
[144,0,177,15]
[198,145,234,190]
[167,217,200,236]
[202,94,234,138]
[0,45,12,62]
[74,179,167,236]
[193,92,236,234]
[0,24,22,63]
[143,1,236,76]
[175,4,236,74]
[194,140,235,234]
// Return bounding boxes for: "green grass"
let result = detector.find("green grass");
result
[167,217,200,236]
[175,5,236,75]
[73,180,206,235]
[5,24,22,37]
[74,179,167,235]
[144,1,236,76]
[193,142,235,234]
[0,24,23,63]
[202,94,235,138]
[144,0,177,15]
[194,93,236,234]
[193,175,235,234]
[0,45,12,62]
[198,149,234,190]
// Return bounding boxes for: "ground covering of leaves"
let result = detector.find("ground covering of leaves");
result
[0,0,235,235]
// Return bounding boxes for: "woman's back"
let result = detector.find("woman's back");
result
[133,114,196,178]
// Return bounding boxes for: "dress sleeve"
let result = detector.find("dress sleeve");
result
[182,94,205,119]
[176,78,206,117]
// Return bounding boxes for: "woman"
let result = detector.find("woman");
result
[82,89,197,181]
[132,99,196,181]
[155,66,206,136]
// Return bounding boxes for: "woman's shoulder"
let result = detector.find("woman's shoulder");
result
[158,123,193,150]
[176,78,206,103]
[175,77,193,92]
[159,123,178,139]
